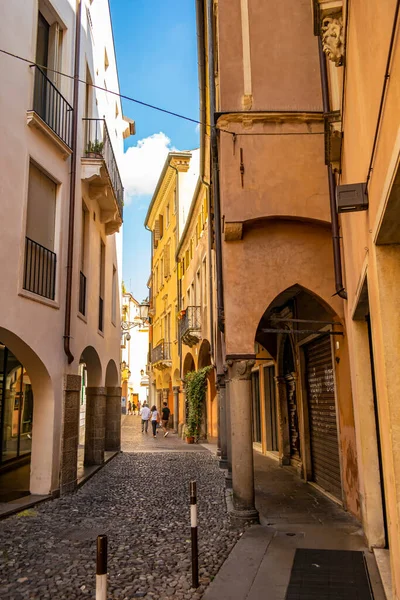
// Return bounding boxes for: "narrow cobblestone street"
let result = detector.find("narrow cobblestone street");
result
[0,417,240,600]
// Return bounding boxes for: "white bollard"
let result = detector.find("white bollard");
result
[96,534,107,600]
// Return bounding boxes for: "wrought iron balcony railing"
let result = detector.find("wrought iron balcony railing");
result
[79,271,87,316]
[151,341,171,364]
[32,66,73,148]
[23,237,56,301]
[82,118,124,219]
[179,306,201,339]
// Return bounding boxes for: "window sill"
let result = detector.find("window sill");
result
[19,289,60,310]
[98,329,105,338]
[77,311,87,324]
[26,110,72,160]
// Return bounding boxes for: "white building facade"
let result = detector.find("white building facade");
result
[121,293,149,410]
[0,0,131,497]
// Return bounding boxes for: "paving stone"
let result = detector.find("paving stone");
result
[0,416,242,599]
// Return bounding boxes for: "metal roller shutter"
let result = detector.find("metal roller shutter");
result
[305,336,342,500]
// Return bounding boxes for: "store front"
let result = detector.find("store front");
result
[0,342,33,467]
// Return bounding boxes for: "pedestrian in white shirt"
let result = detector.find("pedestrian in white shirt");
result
[150,405,160,438]
[140,403,151,433]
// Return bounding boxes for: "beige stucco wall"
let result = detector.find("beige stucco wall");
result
[0,0,122,495]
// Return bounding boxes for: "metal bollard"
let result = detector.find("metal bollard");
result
[96,534,108,600]
[190,480,199,588]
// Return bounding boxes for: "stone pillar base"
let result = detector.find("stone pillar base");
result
[229,507,259,527]
[105,386,122,451]
[60,374,81,495]
[219,458,229,470]
[84,387,106,466]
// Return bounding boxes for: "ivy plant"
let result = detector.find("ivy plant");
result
[185,366,213,441]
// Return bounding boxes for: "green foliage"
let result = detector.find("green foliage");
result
[87,140,104,155]
[185,366,213,440]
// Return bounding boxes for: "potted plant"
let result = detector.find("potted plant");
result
[185,366,212,443]
[86,140,104,158]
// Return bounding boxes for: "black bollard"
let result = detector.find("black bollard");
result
[190,480,199,588]
[96,534,108,600]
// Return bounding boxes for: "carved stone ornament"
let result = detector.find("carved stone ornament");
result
[226,359,256,381]
[321,14,344,66]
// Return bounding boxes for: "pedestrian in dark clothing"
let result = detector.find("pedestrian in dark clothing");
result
[161,402,171,437]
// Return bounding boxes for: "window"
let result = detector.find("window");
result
[99,239,105,332]
[23,163,57,300]
[164,243,170,278]
[154,264,158,295]
[104,47,109,71]
[202,258,207,307]
[196,269,201,307]
[79,203,88,315]
[173,187,177,214]
[159,214,164,239]
[190,239,193,261]
[166,204,170,228]
[111,266,117,325]
[36,7,63,86]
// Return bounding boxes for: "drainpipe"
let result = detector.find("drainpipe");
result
[318,38,347,300]
[206,0,225,331]
[196,0,215,362]
[64,0,82,363]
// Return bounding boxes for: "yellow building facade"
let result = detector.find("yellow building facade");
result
[145,152,192,427]
[177,179,217,441]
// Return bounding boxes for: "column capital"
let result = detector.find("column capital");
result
[172,386,180,393]
[216,373,226,389]
[225,359,256,381]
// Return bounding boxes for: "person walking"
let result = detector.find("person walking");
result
[150,405,160,438]
[127,400,132,416]
[161,401,171,437]
[140,403,150,433]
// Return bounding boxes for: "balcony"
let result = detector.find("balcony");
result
[23,237,56,301]
[151,341,172,370]
[179,306,201,348]
[27,66,73,157]
[81,118,124,235]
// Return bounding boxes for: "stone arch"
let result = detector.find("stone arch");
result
[0,327,54,495]
[173,368,181,386]
[198,339,212,369]
[183,352,195,377]
[105,359,119,387]
[80,346,102,387]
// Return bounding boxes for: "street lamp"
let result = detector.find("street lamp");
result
[121,301,150,336]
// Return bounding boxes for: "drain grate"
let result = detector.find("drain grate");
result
[285,549,373,600]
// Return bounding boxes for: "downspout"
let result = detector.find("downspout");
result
[318,38,347,300]
[206,0,225,331]
[196,0,215,362]
[64,0,82,363]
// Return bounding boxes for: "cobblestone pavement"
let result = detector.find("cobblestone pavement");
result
[0,416,241,600]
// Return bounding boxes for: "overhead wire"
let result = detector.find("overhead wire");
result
[0,47,324,138]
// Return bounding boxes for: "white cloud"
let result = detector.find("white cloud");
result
[120,132,177,204]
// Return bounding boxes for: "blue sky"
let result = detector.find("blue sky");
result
[110,0,200,301]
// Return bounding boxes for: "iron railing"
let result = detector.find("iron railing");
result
[179,306,201,339]
[82,118,124,219]
[79,271,87,316]
[151,341,171,364]
[23,237,56,300]
[99,296,104,332]
[32,66,73,148]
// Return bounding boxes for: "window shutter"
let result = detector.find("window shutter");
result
[164,244,170,277]
[159,214,164,239]
[154,220,160,247]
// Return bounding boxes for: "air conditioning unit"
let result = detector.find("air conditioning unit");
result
[336,183,368,213]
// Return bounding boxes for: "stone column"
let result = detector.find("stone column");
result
[84,387,106,466]
[162,388,169,404]
[156,389,162,412]
[105,386,122,452]
[275,375,291,466]
[217,373,228,470]
[225,374,233,488]
[226,359,259,523]
[173,386,180,432]
[60,374,81,495]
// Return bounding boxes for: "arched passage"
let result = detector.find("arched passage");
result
[197,340,217,441]
[79,346,105,467]
[253,284,358,511]
[182,352,195,426]
[105,359,121,453]
[0,328,54,496]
